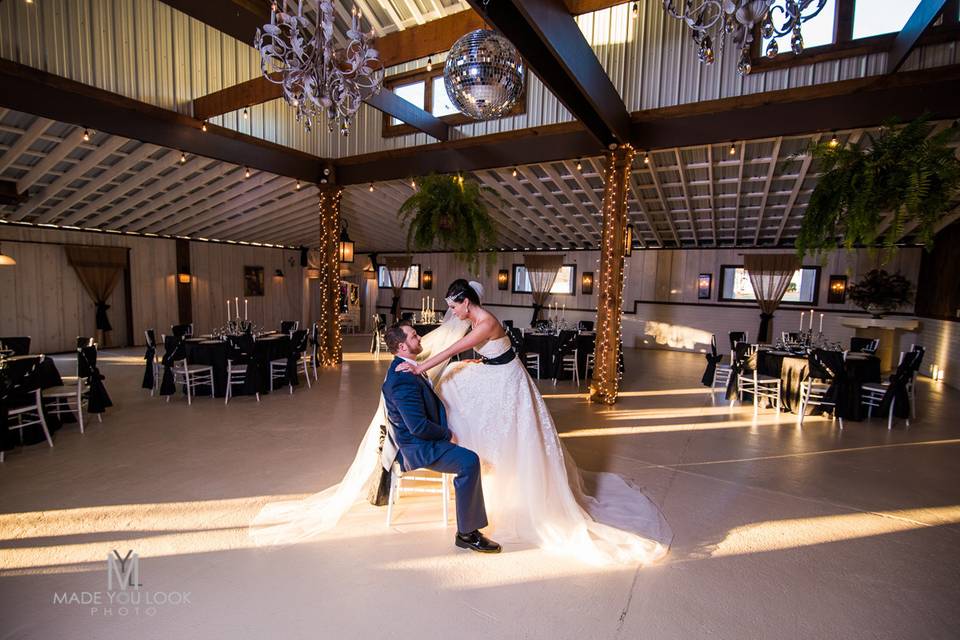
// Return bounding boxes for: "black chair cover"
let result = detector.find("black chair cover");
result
[79,345,112,413]
[227,334,262,392]
[578,320,595,332]
[142,330,157,390]
[878,351,920,419]
[808,349,850,417]
[400,312,414,321]
[701,336,723,386]
[502,320,514,329]
[507,327,525,355]
[171,324,192,338]
[1,355,45,449]
[551,330,578,378]
[284,330,309,387]
[729,331,747,352]
[280,321,297,334]
[159,336,185,396]
[725,342,755,401]
[849,337,875,353]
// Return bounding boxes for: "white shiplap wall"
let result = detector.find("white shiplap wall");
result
[3,1,956,159]
[0,226,305,352]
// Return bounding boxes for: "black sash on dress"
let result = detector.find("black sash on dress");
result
[480,348,517,365]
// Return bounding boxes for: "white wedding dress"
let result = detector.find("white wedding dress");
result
[251,316,671,565]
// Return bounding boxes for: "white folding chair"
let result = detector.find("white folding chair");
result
[554,349,579,386]
[584,352,595,379]
[385,461,452,527]
[170,359,214,405]
[42,376,92,434]
[737,346,781,412]
[270,331,311,393]
[797,379,841,428]
[225,359,260,405]
[1,388,53,462]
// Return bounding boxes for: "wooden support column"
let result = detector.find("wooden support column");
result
[590,144,635,405]
[316,187,343,367]
[175,238,192,326]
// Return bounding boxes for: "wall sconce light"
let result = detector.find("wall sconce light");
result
[0,242,16,266]
[422,270,433,290]
[827,275,847,304]
[581,272,594,295]
[624,225,634,257]
[339,220,355,263]
[274,268,285,279]
[177,272,191,284]
[497,269,509,290]
[306,268,320,279]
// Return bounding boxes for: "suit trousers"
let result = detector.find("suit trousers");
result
[425,445,488,534]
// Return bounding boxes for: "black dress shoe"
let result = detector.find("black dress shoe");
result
[455,530,501,553]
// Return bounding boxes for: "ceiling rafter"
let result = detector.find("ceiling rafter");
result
[753,137,783,246]
[643,153,681,247]
[673,148,698,247]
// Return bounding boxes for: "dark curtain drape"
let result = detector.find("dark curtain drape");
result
[743,254,800,344]
[64,245,128,333]
[384,256,412,324]
[523,254,564,324]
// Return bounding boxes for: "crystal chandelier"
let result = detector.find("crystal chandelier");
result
[662,1,829,75]
[255,1,384,135]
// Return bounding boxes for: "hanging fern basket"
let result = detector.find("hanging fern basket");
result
[398,174,499,273]
[796,117,960,260]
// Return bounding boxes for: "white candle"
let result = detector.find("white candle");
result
[810,308,814,330]
[819,313,823,333]
[799,311,804,331]
[235,296,240,319]
[227,299,231,323]
[245,299,248,321]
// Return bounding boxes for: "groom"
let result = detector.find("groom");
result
[381,321,501,553]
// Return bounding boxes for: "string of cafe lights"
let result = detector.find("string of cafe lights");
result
[317,187,344,366]
[590,144,634,405]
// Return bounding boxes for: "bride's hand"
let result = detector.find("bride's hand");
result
[396,361,424,376]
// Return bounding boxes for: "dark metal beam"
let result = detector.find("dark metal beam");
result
[465,0,631,147]
[157,0,268,44]
[334,64,960,184]
[887,0,949,73]
[365,91,450,141]
[336,123,601,184]
[0,59,328,183]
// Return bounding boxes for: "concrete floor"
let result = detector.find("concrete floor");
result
[1,337,959,639]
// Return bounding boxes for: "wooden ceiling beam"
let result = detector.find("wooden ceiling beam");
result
[465,0,630,147]
[157,0,268,43]
[335,65,960,185]
[0,59,327,184]
[887,0,950,74]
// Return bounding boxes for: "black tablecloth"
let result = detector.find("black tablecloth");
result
[757,350,881,420]
[521,333,595,379]
[0,337,31,356]
[1,356,67,451]
[184,336,293,397]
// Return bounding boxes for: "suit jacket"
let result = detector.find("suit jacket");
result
[381,357,456,472]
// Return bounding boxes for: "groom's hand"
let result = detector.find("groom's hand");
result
[449,433,458,445]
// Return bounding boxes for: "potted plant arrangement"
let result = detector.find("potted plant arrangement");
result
[398,174,498,273]
[848,269,914,318]
[796,116,960,259]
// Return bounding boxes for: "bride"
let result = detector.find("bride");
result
[252,279,671,565]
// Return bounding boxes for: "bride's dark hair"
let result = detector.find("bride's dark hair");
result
[446,278,480,305]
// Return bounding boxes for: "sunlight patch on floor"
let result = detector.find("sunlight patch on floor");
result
[710,506,960,558]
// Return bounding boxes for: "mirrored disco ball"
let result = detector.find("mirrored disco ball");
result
[443,29,525,120]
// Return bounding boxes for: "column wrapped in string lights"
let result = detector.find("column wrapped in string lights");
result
[590,144,635,405]
[316,186,343,366]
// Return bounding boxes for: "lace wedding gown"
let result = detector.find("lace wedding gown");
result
[252,320,671,565]
[435,335,671,565]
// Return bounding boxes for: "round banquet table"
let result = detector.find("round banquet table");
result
[1,355,70,451]
[183,335,293,397]
[413,323,442,337]
[756,349,881,420]
[521,332,596,380]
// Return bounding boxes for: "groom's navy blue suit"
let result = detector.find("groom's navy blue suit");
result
[382,356,488,534]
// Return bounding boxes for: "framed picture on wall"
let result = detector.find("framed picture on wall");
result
[697,273,712,300]
[244,266,265,296]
